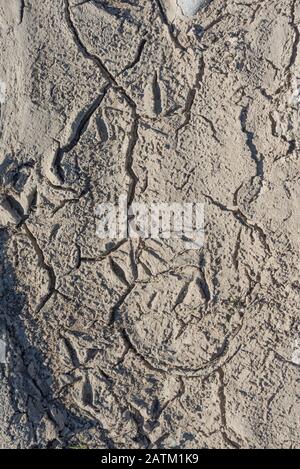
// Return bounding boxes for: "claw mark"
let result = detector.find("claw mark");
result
[232,228,242,272]
[19,0,25,25]
[172,282,190,311]
[152,71,162,115]
[218,368,241,449]
[196,276,210,303]
[53,88,109,183]
[96,115,109,143]
[176,56,205,140]
[109,258,130,287]
[121,38,147,75]
[63,336,80,368]
[82,375,94,407]
[200,257,211,303]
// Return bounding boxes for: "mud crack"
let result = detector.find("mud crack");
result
[239,105,264,203]
[203,193,271,255]
[23,224,57,313]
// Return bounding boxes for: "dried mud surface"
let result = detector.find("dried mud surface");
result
[0,0,299,449]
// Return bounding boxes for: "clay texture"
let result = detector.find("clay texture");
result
[0,0,299,449]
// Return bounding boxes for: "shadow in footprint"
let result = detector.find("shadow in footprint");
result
[0,228,98,448]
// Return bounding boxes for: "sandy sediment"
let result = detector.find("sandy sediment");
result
[0,0,299,449]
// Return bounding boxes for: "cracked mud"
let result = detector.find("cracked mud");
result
[0,0,300,449]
